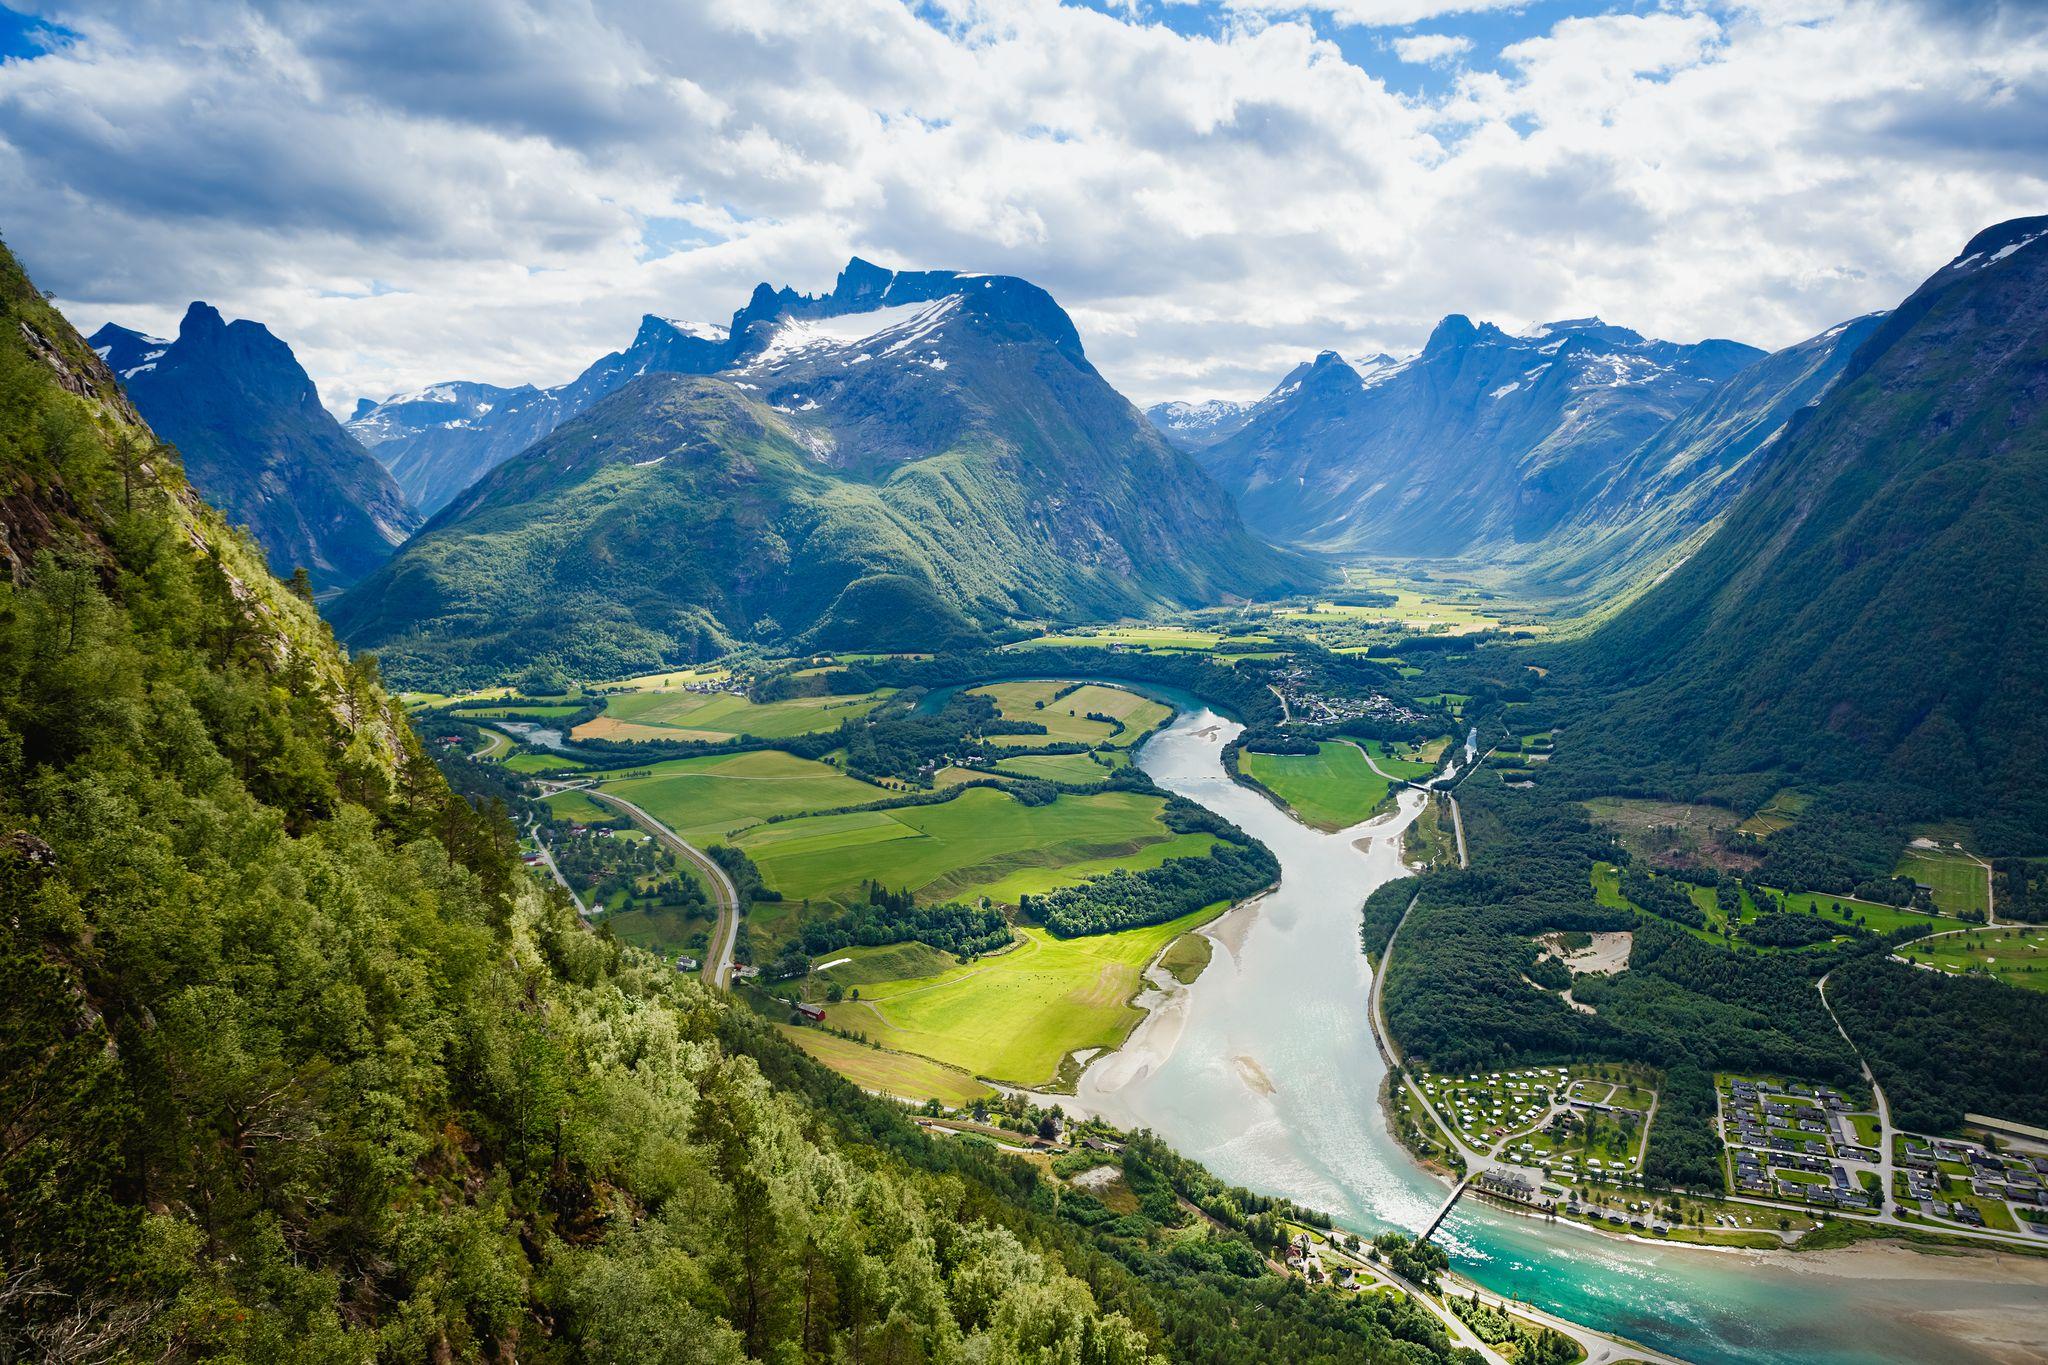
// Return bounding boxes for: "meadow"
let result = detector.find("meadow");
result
[1364,737,1441,781]
[992,750,1125,783]
[969,680,1172,748]
[1242,740,1391,830]
[1001,625,1237,652]
[1893,926,2048,991]
[773,1024,996,1106]
[576,686,892,742]
[595,749,880,844]
[820,903,1225,1085]
[1892,844,1991,917]
[733,786,1194,906]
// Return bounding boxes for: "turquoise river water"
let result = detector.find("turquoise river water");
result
[1071,707,2048,1364]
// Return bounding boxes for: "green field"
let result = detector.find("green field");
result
[1003,625,1231,652]
[1243,740,1391,830]
[1774,890,1961,937]
[597,749,880,844]
[1892,844,1991,917]
[1737,788,1812,836]
[504,751,589,773]
[970,680,1171,748]
[1593,862,1963,947]
[734,786,1191,906]
[822,904,1224,1084]
[545,789,618,824]
[1364,738,1440,781]
[993,751,1123,784]
[581,686,892,742]
[1893,926,2048,991]
[774,1024,996,1105]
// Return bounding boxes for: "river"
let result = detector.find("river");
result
[1079,707,2048,1365]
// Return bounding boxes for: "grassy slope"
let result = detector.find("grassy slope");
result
[597,748,879,844]
[973,680,1172,747]
[822,904,1225,1084]
[593,686,892,740]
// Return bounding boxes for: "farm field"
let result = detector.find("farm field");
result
[596,749,880,845]
[820,903,1225,1085]
[993,751,1124,784]
[1363,738,1440,781]
[773,1024,996,1106]
[1002,625,1233,652]
[576,686,892,743]
[456,702,583,719]
[545,788,618,825]
[1892,843,1991,918]
[1893,926,2048,991]
[1243,740,1390,830]
[733,786,1190,906]
[504,751,588,773]
[969,680,1171,748]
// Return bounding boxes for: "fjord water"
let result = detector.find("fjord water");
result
[1084,708,2043,1365]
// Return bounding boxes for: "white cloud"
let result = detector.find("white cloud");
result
[1391,32,1474,65]
[0,0,2042,411]
[1230,0,1525,28]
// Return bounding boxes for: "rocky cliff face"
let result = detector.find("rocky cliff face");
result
[92,304,417,589]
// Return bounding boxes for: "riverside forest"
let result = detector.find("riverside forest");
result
[5,6,2048,1364]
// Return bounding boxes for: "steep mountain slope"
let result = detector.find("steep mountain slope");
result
[1561,216,2048,849]
[1497,311,1889,606]
[90,304,418,588]
[1184,318,1762,557]
[333,267,1318,685]
[346,257,972,514]
[1143,395,1259,449]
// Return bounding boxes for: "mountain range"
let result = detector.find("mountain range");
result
[331,261,1318,684]
[91,304,418,589]
[347,258,984,515]
[1151,317,1764,559]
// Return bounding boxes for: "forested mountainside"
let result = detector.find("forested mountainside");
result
[1555,215,2048,852]
[1,241,1479,1365]
[349,258,984,514]
[90,305,418,589]
[1169,318,1761,557]
[333,267,1318,688]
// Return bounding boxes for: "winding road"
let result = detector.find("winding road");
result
[585,789,742,987]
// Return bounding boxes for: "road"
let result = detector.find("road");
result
[1351,741,1469,870]
[585,789,742,988]
[526,819,588,915]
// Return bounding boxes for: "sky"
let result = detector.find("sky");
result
[1,0,2043,413]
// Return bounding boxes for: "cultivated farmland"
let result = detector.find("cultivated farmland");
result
[1242,740,1391,830]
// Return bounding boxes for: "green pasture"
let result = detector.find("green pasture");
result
[1243,740,1391,831]
[597,749,880,845]
[1893,926,2048,992]
[774,1024,996,1106]
[1364,738,1439,781]
[821,903,1225,1085]
[1892,845,1991,917]
[733,786,1186,906]
[589,686,892,741]
[970,681,1171,748]
[993,751,1123,784]
[505,751,589,774]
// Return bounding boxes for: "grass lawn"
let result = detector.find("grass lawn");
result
[504,751,589,773]
[808,941,959,988]
[821,904,1225,1085]
[545,789,619,824]
[578,687,891,743]
[1893,926,2048,992]
[970,681,1171,748]
[1364,738,1439,781]
[993,751,1123,784]
[1892,845,1990,918]
[1774,890,1961,938]
[734,786,1191,906]
[773,1024,995,1106]
[597,749,880,845]
[1243,740,1391,831]
[1003,625,1229,652]
[1850,1113,1884,1147]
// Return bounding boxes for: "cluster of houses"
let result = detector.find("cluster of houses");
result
[1267,664,1430,728]
[1559,1193,1671,1236]
[1899,1136,2048,1226]
[1722,1077,1879,1210]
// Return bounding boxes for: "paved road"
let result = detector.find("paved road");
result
[586,789,741,988]
[526,819,588,915]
